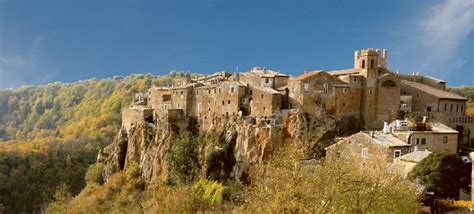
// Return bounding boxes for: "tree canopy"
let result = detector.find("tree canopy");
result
[409,151,470,199]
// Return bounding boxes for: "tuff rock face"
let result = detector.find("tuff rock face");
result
[98,109,339,184]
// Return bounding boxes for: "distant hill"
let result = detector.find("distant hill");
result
[0,72,197,213]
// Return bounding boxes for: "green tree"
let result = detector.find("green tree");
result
[409,151,468,199]
[167,133,200,184]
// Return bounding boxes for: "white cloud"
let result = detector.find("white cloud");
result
[418,0,474,69]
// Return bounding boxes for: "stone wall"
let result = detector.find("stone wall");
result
[409,132,458,153]
[122,106,154,133]
[250,87,282,116]
[326,132,409,164]
[376,74,401,126]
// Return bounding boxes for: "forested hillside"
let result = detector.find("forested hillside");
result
[0,72,193,213]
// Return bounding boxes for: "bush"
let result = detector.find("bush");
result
[85,163,104,185]
[192,179,225,205]
[167,133,200,184]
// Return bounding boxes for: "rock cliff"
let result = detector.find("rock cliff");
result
[97,109,342,184]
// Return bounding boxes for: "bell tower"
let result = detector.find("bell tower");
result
[354,48,389,128]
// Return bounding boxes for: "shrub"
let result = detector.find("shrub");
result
[167,133,200,184]
[85,163,104,185]
[192,179,225,205]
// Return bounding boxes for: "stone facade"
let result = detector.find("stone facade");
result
[121,48,468,142]
[325,131,410,165]
[326,120,459,165]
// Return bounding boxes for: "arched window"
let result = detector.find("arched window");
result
[362,60,366,68]
[382,80,396,88]
[370,59,375,68]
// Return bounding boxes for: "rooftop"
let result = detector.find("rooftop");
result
[361,131,410,147]
[327,68,362,76]
[248,66,289,77]
[401,79,467,100]
[293,70,348,85]
[253,85,281,94]
[397,150,431,163]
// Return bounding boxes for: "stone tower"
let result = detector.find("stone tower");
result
[354,48,389,127]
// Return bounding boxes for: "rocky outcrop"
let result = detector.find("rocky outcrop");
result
[98,109,342,184]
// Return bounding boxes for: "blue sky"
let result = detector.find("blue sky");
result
[0,0,473,88]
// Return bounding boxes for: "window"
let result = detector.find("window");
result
[394,150,401,158]
[456,104,459,112]
[415,138,420,145]
[370,59,375,68]
[461,105,464,112]
[228,100,230,104]
[222,101,224,105]
[451,104,453,112]
[427,106,432,112]
[208,89,211,94]
[219,88,221,93]
[265,78,269,84]
[231,87,234,93]
[198,103,202,110]
[369,89,373,95]
[342,102,346,107]
[443,136,448,144]
[353,78,357,82]
[445,103,447,111]
[416,94,420,98]
[361,148,369,158]
[304,83,309,92]
[261,94,264,99]
[181,91,183,95]
[323,83,329,94]
[382,80,396,88]
[421,138,426,145]
[343,88,348,93]
[362,60,366,69]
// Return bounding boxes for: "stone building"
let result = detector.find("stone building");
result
[390,120,459,153]
[238,67,289,89]
[326,49,400,128]
[326,119,459,165]
[148,87,172,118]
[250,86,282,116]
[325,131,411,165]
[120,48,469,146]
[400,79,467,121]
[284,48,400,128]
[288,71,358,120]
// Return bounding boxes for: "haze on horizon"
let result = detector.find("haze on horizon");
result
[0,0,473,89]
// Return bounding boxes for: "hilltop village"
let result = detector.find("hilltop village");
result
[116,48,472,181]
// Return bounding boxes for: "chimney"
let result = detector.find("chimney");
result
[395,119,401,129]
[383,121,390,134]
